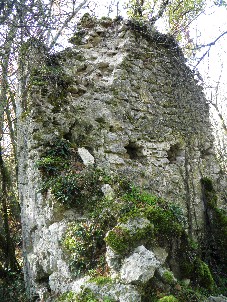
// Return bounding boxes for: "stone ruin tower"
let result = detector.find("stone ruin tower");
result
[17,16,226,301]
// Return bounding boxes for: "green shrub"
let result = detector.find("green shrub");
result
[36,138,72,177]
[37,139,104,208]
[62,221,105,277]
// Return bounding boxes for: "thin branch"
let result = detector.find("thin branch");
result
[195,30,227,50]
[48,0,88,49]
[195,31,227,66]
[209,101,227,134]
[196,44,212,66]
[150,0,170,24]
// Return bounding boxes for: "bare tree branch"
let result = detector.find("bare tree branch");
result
[209,101,227,134]
[196,45,212,66]
[195,31,227,66]
[49,0,89,49]
[195,30,227,49]
[150,0,170,24]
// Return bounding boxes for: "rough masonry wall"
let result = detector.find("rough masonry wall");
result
[17,16,226,300]
[54,17,221,235]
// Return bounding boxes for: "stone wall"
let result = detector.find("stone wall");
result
[17,16,226,300]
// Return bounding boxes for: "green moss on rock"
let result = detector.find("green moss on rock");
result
[62,221,105,277]
[90,276,112,285]
[121,186,184,240]
[194,259,214,291]
[162,270,176,285]
[57,289,116,302]
[158,295,178,302]
[105,226,131,255]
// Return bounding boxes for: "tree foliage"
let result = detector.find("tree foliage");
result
[125,0,213,41]
[124,0,227,51]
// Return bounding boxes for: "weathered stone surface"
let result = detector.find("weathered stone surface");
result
[120,217,152,234]
[77,147,95,165]
[16,16,226,299]
[70,276,91,293]
[106,217,155,278]
[85,282,141,302]
[153,247,168,265]
[106,246,122,277]
[101,184,115,200]
[120,245,160,284]
[207,296,227,302]
[49,272,72,293]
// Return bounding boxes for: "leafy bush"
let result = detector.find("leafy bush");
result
[37,139,104,208]
[62,221,105,277]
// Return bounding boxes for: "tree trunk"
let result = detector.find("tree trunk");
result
[0,145,19,271]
